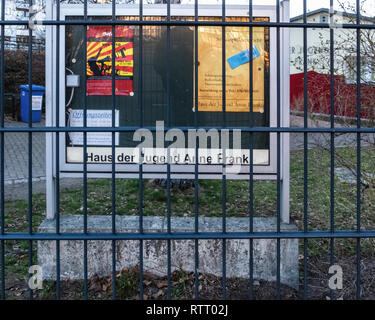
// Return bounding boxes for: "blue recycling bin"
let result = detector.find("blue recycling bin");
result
[20,85,45,123]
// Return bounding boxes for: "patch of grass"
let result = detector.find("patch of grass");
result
[3,147,375,282]
[5,254,30,278]
[39,280,55,300]
[116,268,139,299]
[171,269,191,299]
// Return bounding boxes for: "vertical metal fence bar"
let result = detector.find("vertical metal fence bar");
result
[27,0,34,301]
[55,0,61,300]
[110,124,116,295]
[302,0,308,300]
[248,0,254,301]
[111,0,117,301]
[276,0,281,300]
[111,0,116,234]
[329,0,335,301]
[138,0,144,301]
[83,0,88,300]
[166,0,172,300]
[355,0,361,300]
[0,0,4,301]
[221,0,227,300]
[194,0,199,300]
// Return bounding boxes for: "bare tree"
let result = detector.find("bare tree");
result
[291,0,375,197]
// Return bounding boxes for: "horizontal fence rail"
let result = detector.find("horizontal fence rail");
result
[1,230,375,240]
[1,20,375,29]
[1,126,375,133]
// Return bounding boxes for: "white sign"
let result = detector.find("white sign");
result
[32,95,43,111]
[68,109,119,146]
[66,147,269,165]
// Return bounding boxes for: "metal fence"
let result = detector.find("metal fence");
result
[1,0,375,301]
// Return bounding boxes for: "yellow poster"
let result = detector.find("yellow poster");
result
[195,18,267,112]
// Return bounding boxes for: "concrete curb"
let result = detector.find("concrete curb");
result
[38,214,299,289]
[4,176,46,185]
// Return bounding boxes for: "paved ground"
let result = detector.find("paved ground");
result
[3,117,81,200]
[290,115,375,150]
[2,115,374,200]
[4,118,46,182]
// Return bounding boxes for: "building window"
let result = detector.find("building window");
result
[320,15,328,23]
[363,58,375,83]
[16,35,28,43]
[16,8,29,19]
[345,55,375,83]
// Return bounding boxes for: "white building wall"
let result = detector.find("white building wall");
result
[290,10,375,83]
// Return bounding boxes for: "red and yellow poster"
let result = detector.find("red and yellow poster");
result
[86,26,134,96]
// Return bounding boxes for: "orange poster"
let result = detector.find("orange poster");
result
[195,21,266,112]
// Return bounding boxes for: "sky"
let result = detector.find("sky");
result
[2,0,373,20]
[180,0,375,19]
[288,0,375,17]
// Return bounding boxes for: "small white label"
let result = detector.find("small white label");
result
[68,109,120,146]
[32,95,42,111]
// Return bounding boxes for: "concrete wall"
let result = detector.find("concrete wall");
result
[38,215,299,289]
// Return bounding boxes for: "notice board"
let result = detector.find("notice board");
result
[64,15,270,170]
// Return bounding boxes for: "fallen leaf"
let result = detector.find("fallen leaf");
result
[153,289,164,298]
[134,265,140,272]
[157,281,168,288]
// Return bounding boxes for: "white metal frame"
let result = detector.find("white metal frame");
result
[46,1,290,222]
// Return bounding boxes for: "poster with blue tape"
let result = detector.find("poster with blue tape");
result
[195,18,266,112]
[227,46,260,70]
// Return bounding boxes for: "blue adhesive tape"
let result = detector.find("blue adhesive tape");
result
[227,45,260,69]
